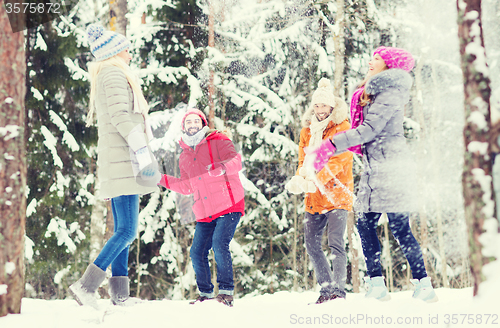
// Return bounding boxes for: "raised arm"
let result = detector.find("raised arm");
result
[333,88,401,151]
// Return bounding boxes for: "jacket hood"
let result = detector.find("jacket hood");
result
[301,95,349,128]
[366,69,413,96]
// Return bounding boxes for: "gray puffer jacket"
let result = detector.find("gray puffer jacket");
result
[94,66,157,199]
[334,69,417,213]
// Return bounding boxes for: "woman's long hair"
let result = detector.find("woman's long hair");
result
[86,56,148,127]
[358,65,388,107]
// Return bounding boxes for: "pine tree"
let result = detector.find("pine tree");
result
[24,7,97,297]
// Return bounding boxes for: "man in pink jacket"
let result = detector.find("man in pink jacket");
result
[158,108,245,307]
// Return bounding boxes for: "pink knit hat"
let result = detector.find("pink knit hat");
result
[373,46,415,72]
[181,108,208,131]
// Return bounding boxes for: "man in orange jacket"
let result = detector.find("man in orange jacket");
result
[286,78,353,304]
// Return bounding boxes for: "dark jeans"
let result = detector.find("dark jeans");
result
[94,194,139,276]
[356,212,427,280]
[190,212,241,296]
[304,209,347,298]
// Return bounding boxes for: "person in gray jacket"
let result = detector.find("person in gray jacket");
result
[68,24,159,308]
[307,46,438,303]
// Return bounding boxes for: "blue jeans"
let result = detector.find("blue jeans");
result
[190,212,241,297]
[94,194,139,276]
[304,209,347,298]
[357,212,427,280]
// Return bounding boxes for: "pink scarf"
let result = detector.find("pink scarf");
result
[347,87,364,155]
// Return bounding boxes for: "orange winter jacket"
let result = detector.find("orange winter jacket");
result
[297,120,354,214]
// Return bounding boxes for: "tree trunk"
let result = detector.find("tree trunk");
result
[346,212,359,292]
[0,9,27,317]
[109,0,128,35]
[457,0,495,296]
[382,215,393,292]
[315,0,346,98]
[333,0,345,98]
[292,195,298,291]
[89,196,106,261]
[303,247,308,290]
[208,0,215,129]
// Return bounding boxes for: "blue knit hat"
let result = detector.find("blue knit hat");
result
[87,24,130,62]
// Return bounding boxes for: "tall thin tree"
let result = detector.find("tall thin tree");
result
[315,0,346,98]
[207,0,216,128]
[0,8,27,317]
[457,0,496,296]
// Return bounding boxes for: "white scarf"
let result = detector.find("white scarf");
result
[181,126,209,148]
[308,112,333,148]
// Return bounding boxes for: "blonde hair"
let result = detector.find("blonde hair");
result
[86,56,149,126]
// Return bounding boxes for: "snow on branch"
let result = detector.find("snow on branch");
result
[63,58,89,82]
[49,110,80,152]
[0,125,21,141]
[41,126,63,169]
[44,217,86,254]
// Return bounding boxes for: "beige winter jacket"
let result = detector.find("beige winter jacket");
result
[94,66,157,199]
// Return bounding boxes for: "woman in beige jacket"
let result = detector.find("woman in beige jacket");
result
[68,24,158,308]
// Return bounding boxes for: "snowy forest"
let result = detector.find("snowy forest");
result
[1,0,500,313]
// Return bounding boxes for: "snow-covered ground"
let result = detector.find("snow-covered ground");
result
[2,287,500,328]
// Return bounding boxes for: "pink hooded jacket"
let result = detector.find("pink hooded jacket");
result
[159,130,245,222]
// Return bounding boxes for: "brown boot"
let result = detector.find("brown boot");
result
[215,294,234,307]
[313,294,342,304]
[189,295,214,304]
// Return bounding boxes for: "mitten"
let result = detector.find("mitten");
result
[299,162,314,178]
[135,147,152,171]
[298,166,317,193]
[301,178,317,193]
[207,163,226,177]
[285,175,317,194]
[305,139,336,172]
[285,176,305,194]
[141,166,157,179]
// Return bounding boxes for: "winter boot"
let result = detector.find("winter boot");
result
[189,295,214,305]
[68,263,106,309]
[411,277,438,303]
[364,276,391,301]
[312,294,342,304]
[215,294,234,307]
[108,276,143,306]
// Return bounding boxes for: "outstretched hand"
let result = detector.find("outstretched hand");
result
[135,147,152,171]
[207,163,226,177]
[304,139,337,172]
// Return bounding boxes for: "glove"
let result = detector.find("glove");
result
[207,163,226,177]
[135,147,152,171]
[285,176,304,194]
[299,161,315,178]
[305,139,336,172]
[285,175,317,194]
[301,177,317,193]
[140,166,157,179]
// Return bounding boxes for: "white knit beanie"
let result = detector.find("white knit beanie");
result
[310,78,336,109]
[87,24,130,62]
